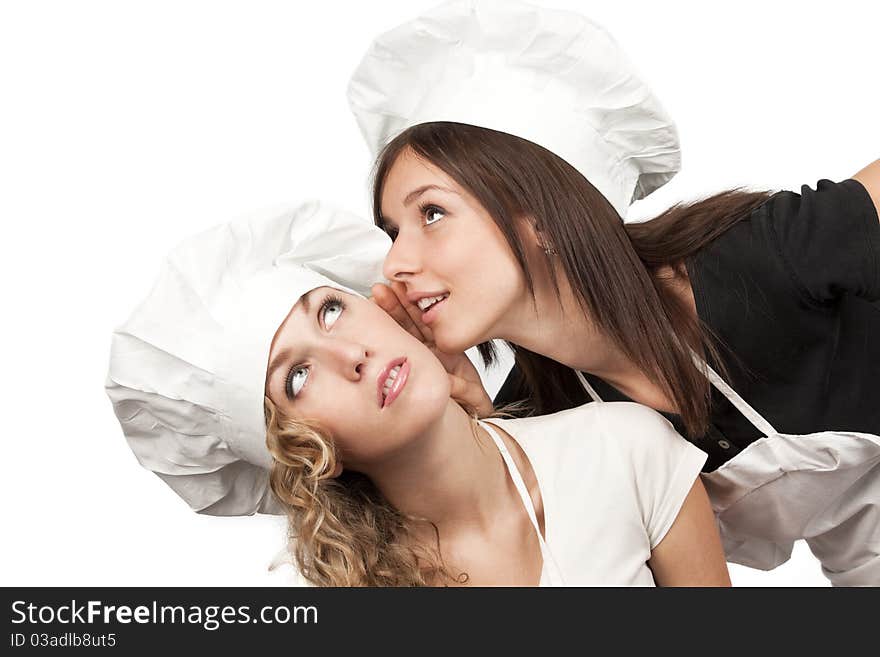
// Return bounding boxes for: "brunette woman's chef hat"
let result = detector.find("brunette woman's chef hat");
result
[347,0,680,220]
[105,202,391,516]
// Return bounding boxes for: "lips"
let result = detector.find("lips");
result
[376,357,410,409]
[409,290,449,322]
[420,294,448,325]
[416,293,448,311]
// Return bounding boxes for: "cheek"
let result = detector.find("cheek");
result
[442,219,520,289]
[444,225,525,292]
[288,370,371,429]
[430,223,524,350]
[418,222,478,282]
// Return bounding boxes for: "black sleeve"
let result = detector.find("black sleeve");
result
[768,178,880,303]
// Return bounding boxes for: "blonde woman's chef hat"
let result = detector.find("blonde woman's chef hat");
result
[105,202,391,516]
[347,0,681,220]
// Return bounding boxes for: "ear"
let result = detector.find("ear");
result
[517,215,556,256]
[516,215,543,247]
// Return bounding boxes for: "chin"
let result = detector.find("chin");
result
[392,405,446,443]
[403,376,452,421]
[432,326,482,355]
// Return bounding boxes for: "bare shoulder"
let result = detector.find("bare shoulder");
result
[852,159,880,223]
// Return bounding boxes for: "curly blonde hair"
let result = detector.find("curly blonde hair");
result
[264,396,468,586]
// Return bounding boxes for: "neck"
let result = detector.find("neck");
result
[493,262,689,410]
[361,400,512,534]
[496,267,640,382]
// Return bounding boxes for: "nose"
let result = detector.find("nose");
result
[324,339,369,382]
[382,228,422,283]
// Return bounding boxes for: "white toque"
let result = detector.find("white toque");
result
[105,202,391,515]
[347,0,681,219]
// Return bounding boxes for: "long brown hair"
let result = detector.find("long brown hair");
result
[370,122,772,436]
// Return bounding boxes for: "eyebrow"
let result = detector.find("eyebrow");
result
[403,184,458,206]
[381,184,460,226]
[264,288,317,390]
[299,288,313,316]
[265,348,291,393]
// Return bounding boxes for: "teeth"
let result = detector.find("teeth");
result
[417,294,448,311]
[382,365,402,400]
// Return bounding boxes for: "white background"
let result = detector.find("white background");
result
[1,0,876,587]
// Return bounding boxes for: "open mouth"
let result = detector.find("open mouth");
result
[416,293,449,312]
[416,293,449,324]
[377,357,410,408]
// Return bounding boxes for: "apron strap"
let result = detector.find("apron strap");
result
[575,355,777,438]
[574,370,603,403]
[690,353,778,437]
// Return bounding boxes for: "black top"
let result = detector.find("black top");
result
[494,179,880,472]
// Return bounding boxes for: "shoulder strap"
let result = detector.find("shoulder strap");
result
[478,420,567,586]
[478,420,546,541]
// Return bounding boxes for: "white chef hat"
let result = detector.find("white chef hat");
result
[105,202,391,516]
[347,0,681,219]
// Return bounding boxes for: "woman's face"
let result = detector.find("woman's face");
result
[379,148,528,353]
[265,287,451,470]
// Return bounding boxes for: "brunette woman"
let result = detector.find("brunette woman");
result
[348,0,880,584]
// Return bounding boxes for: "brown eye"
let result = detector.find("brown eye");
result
[420,203,446,226]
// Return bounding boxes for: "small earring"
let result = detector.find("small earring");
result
[543,243,557,256]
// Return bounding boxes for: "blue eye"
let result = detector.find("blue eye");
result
[284,295,345,400]
[420,203,445,226]
[286,366,309,399]
[321,297,344,328]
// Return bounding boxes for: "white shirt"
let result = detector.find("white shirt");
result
[482,401,708,586]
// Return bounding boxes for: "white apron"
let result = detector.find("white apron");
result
[574,367,880,586]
